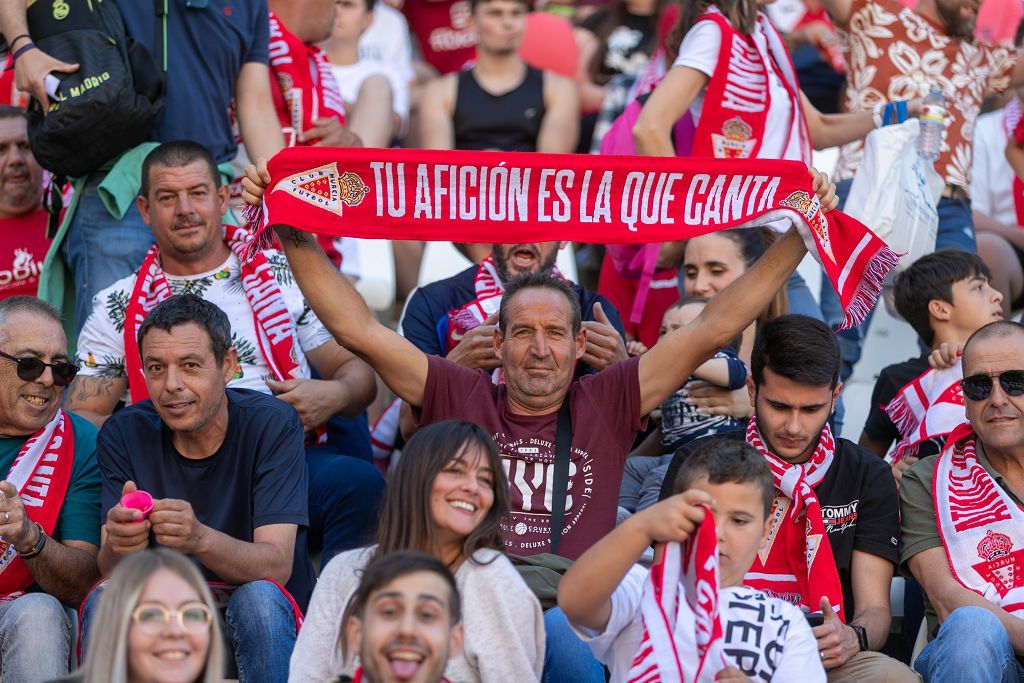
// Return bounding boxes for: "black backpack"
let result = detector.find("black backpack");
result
[24,0,164,178]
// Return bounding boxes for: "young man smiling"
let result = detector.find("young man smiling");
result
[664,315,915,682]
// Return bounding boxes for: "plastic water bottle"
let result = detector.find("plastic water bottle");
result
[917,86,946,162]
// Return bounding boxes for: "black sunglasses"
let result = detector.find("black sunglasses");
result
[0,351,79,387]
[961,370,1024,402]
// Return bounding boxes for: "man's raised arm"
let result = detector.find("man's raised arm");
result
[269,224,428,408]
[637,225,807,415]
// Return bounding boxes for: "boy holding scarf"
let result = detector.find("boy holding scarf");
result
[901,320,1024,682]
[660,315,915,682]
[558,438,824,682]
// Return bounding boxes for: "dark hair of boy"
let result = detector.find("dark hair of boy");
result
[657,437,775,517]
[892,250,992,348]
[750,314,840,389]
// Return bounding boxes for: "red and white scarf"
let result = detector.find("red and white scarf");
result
[628,509,725,683]
[248,148,900,330]
[1005,100,1024,226]
[124,225,302,404]
[349,668,450,683]
[690,10,811,164]
[934,423,1024,616]
[744,418,845,620]
[0,410,74,600]
[268,11,346,145]
[884,365,967,463]
[445,255,564,352]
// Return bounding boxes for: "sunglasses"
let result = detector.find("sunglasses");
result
[131,602,213,635]
[0,351,79,387]
[961,370,1024,401]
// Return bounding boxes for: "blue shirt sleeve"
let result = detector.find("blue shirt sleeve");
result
[251,406,308,528]
[718,348,748,391]
[245,2,270,64]
[401,287,446,357]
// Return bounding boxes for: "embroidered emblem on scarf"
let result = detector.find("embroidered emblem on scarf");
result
[934,423,1024,616]
[628,508,725,683]
[0,410,74,600]
[744,418,845,620]
[123,225,302,404]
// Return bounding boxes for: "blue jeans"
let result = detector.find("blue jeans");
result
[542,607,605,683]
[224,580,297,683]
[61,172,155,335]
[0,594,72,682]
[915,606,1024,682]
[306,445,385,565]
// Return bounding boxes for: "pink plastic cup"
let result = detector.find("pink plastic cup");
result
[121,490,154,522]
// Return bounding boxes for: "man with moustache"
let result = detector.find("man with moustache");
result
[339,551,464,683]
[900,320,1024,682]
[402,241,628,374]
[0,296,101,682]
[0,107,50,299]
[661,315,914,681]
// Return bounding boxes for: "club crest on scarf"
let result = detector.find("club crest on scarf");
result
[274,164,369,217]
[711,117,757,159]
[779,191,835,263]
[972,531,1024,598]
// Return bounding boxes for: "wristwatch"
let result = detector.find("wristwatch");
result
[851,624,870,652]
[18,522,46,560]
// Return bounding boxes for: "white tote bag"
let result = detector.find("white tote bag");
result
[844,119,943,270]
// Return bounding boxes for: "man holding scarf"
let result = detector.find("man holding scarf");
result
[901,320,1024,682]
[0,296,101,682]
[662,315,913,681]
[66,141,383,564]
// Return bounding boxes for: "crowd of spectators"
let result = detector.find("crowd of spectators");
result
[0,0,1022,681]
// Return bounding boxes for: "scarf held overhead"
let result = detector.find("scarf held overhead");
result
[248,147,899,329]
[745,418,845,620]
[628,508,724,683]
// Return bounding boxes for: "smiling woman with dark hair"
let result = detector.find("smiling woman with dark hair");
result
[289,420,544,683]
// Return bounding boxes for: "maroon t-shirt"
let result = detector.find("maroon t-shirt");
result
[414,355,645,559]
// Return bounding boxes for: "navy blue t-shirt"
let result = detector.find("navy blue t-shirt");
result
[97,388,314,609]
[402,264,627,376]
[119,1,270,162]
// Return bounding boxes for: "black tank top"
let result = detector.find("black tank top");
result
[453,66,545,152]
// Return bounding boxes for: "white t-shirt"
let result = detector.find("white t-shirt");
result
[672,17,801,162]
[331,60,410,126]
[76,251,334,402]
[355,3,414,126]
[971,108,1017,225]
[576,566,825,683]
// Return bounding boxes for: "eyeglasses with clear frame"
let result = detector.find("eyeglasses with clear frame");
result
[130,602,213,635]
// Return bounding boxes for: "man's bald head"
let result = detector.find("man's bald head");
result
[963,321,1024,373]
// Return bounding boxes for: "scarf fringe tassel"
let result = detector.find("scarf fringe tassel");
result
[839,245,901,331]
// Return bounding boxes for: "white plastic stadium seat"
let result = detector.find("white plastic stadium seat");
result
[350,238,396,313]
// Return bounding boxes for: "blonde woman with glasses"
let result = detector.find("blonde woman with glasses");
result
[50,549,224,683]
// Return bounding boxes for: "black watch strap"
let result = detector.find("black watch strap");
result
[852,624,869,652]
[19,522,46,560]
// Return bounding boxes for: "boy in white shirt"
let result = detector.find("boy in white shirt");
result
[559,438,825,682]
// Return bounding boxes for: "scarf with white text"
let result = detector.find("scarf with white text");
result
[247,148,899,330]
[885,364,966,463]
[934,423,1024,616]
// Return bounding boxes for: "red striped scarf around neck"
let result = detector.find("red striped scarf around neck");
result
[268,11,347,144]
[123,225,302,405]
[744,417,845,620]
[934,423,1024,616]
[0,410,74,600]
[247,148,900,331]
[628,509,725,683]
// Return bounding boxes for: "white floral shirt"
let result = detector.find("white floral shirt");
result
[76,251,333,403]
[836,0,1015,190]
